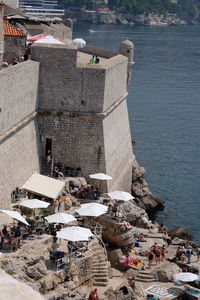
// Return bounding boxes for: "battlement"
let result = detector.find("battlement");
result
[31,43,128,114]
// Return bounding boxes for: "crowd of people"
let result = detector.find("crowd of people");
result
[0,52,30,70]
[148,242,167,268]
[70,184,99,200]
[176,245,200,263]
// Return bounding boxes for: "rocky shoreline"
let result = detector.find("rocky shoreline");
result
[65,10,200,26]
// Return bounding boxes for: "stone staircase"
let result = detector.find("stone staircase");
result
[92,240,109,287]
[41,159,53,176]
[135,270,157,282]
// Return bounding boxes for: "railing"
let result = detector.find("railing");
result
[94,222,108,259]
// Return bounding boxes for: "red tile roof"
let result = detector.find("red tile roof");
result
[4,22,26,37]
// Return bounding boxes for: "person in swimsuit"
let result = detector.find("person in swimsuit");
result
[88,288,99,300]
[148,250,154,268]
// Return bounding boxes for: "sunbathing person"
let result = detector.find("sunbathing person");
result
[138,233,147,242]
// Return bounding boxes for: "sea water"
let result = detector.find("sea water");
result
[74,23,200,242]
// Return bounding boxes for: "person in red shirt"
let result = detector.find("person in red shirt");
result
[88,288,99,300]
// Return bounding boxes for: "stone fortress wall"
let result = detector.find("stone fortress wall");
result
[31,44,134,192]
[0,34,135,206]
[0,61,40,208]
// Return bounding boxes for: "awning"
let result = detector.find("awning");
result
[22,172,65,200]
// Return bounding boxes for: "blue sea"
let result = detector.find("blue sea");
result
[74,23,200,243]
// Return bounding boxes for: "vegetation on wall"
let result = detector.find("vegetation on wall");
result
[60,0,200,17]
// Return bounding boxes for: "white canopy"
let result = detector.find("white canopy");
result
[0,210,29,226]
[75,203,107,217]
[56,226,93,241]
[22,173,65,199]
[73,38,86,48]
[45,213,76,224]
[20,199,50,209]
[89,173,112,180]
[107,191,134,201]
[35,35,65,45]
[174,272,198,282]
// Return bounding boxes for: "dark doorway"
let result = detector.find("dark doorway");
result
[45,138,52,155]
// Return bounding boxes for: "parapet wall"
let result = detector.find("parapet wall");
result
[0,60,39,135]
[0,60,40,208]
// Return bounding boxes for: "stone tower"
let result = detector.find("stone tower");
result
[119,39,134,85]
[31,42,134,192]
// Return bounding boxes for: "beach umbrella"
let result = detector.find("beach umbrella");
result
[89,173,112,180]
[44,213,76,224]
[75,203,107,217]
[35,35,65,45]
[20,199,50,209]
[174,273,198,282]
[0,210,29,226]
[27,34,47,42]
[73,38,86,48]
[107,191,134,201]
[56,226,93,241]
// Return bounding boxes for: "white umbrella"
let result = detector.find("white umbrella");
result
[81,203,108,210]
[107,191,134,201]
[75,203,107,217]
[89,173,112,180]
[174,273,198,282]
[20,199,50,209]
[45,213,76,224]
[35,35,65,45]
[56,226,93,241]
[73,38,86,48]
[0,210,29,226]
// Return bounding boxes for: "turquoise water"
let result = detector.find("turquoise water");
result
[74,23,200,242]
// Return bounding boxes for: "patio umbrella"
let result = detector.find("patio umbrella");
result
[89,173,112,180]
[0,210,29,226]
[174,273,198,282]
[107,191,135,201]
[20,199,50,209]
[81,202,108,210]
[73,38,86,48]
[75,203,107,217]
[56,226,93,241]
[35,35,65,45]
[44,213,76,224]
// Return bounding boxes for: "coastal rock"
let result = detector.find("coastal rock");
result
[153,261,182,282]
[168,227,193,240]
[26,266,43,280]
[107,249,123,268]
[120,201,150,228]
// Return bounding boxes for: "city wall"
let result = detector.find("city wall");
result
[0,61,40,208]
[0,61,39,135]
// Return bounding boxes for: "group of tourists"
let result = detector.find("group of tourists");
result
[70,184,99,200]
[0,52,30,70]
[148,242,167,268]
[0,224,22,251]
[176,245,200,263]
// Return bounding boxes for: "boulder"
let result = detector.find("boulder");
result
[153,261,182,282]
[26,266,43,280]
[168,227,193,240]
[107,249,123,268]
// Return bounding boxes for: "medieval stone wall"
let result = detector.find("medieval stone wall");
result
[0,60,40,208]
[0,120,40,208]
[0,60,39,135]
